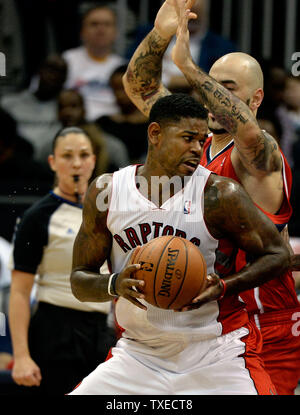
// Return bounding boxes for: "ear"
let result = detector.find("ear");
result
[250,88,264,112]
[147,122,162,146]
[48,154,56,172]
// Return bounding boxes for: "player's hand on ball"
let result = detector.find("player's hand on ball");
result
[115,259,147,311]
[179,273,224,311]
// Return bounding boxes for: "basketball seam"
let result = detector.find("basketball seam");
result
[167,238,188,309]
[153,236,177,308]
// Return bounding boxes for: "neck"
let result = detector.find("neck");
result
[210,132,233,158]
[136,163,185,208]
[86,46,111,61]
[54,186,85,205]
[34,88,57,102]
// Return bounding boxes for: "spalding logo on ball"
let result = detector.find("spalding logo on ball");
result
[130,235,207,310]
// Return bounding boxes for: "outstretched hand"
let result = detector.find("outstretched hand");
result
[171,0,194,69]
[155,0,197,40]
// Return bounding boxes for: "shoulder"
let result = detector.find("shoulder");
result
[13,194,58,246]
[1,90,30,106]
[21,193,59,222]
[84,174,113,215]
[62,46,86,61]
[110,54,126,64]
[204,173,247,211]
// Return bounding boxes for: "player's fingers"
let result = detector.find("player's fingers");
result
[16,373,39,387]
[123,277,145,289]
[124,294,147,310]
[33,368,42,384]
[123,283,145,300]
[124,264,141,276]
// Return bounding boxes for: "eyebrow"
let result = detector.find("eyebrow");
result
[220,80,238,86]
[62,147,90,151]
[183,130,210,137]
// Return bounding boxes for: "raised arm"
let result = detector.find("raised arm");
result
[122,0,197,117]
[172,0,282,177]
[70,174,146,309]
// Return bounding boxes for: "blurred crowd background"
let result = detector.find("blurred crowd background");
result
[0,0,300,385]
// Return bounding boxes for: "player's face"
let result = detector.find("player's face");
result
[208,66,253,133]
[157,118,208,178]
[49,133,96,193]
[81,8,117,51]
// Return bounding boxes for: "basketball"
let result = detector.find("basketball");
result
[130,235,207,310]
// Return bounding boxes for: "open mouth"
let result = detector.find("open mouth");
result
[182,160,199,172]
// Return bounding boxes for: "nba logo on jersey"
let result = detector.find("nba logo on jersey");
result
[184,200,191,214]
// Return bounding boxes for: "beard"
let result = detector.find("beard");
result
[208,116,228,135]
[207,98,251,135]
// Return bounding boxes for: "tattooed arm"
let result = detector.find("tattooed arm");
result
[122,1,197,117]
[70,174,145,309]
[183,174,290,310]
[172,0,282,176]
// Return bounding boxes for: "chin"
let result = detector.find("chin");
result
[208,119,222,130]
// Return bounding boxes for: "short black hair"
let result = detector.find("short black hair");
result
[52,127,94,153]
[149,93,208,126]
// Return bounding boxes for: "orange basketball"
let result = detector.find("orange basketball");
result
[130,235,207,310]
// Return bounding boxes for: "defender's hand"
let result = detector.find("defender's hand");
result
[155,0,197,40]
[172,0,194,69]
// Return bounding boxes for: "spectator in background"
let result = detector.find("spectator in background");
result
[282,75,300,138]
[257,113,283,145]
[0,55,67,167]
[0,108,53,243]
[8,127,116,395]
[62,3,126,121]
[14,0,83,87]
[284,77,300,241]
[57,88,129,173]
[126,0,236,90]
[259,61,297,168]
[95,65,148,164]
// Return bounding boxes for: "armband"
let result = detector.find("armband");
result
[108,273,119,297]
[217,279,227,301]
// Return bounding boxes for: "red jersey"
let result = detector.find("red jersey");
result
[201,136,299,318]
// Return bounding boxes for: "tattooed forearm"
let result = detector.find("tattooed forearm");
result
[237,131,281,172]
[186,72,251,135]
[126,30,171,102]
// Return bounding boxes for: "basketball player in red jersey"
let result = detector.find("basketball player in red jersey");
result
[69,93,290,395]
[122,0,300,395]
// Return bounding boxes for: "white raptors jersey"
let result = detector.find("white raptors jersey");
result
[104,165,248,356]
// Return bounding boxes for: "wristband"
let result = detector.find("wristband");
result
[108,273,119,297]
[218,279,227,301]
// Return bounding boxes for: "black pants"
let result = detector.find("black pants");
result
[24,302,116,395]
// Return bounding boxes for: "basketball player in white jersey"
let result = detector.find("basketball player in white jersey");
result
[69,93,289,395]
[122,0,300,394]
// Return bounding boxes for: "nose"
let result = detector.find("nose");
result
[73,155,82,168]
[190,140,202,155]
